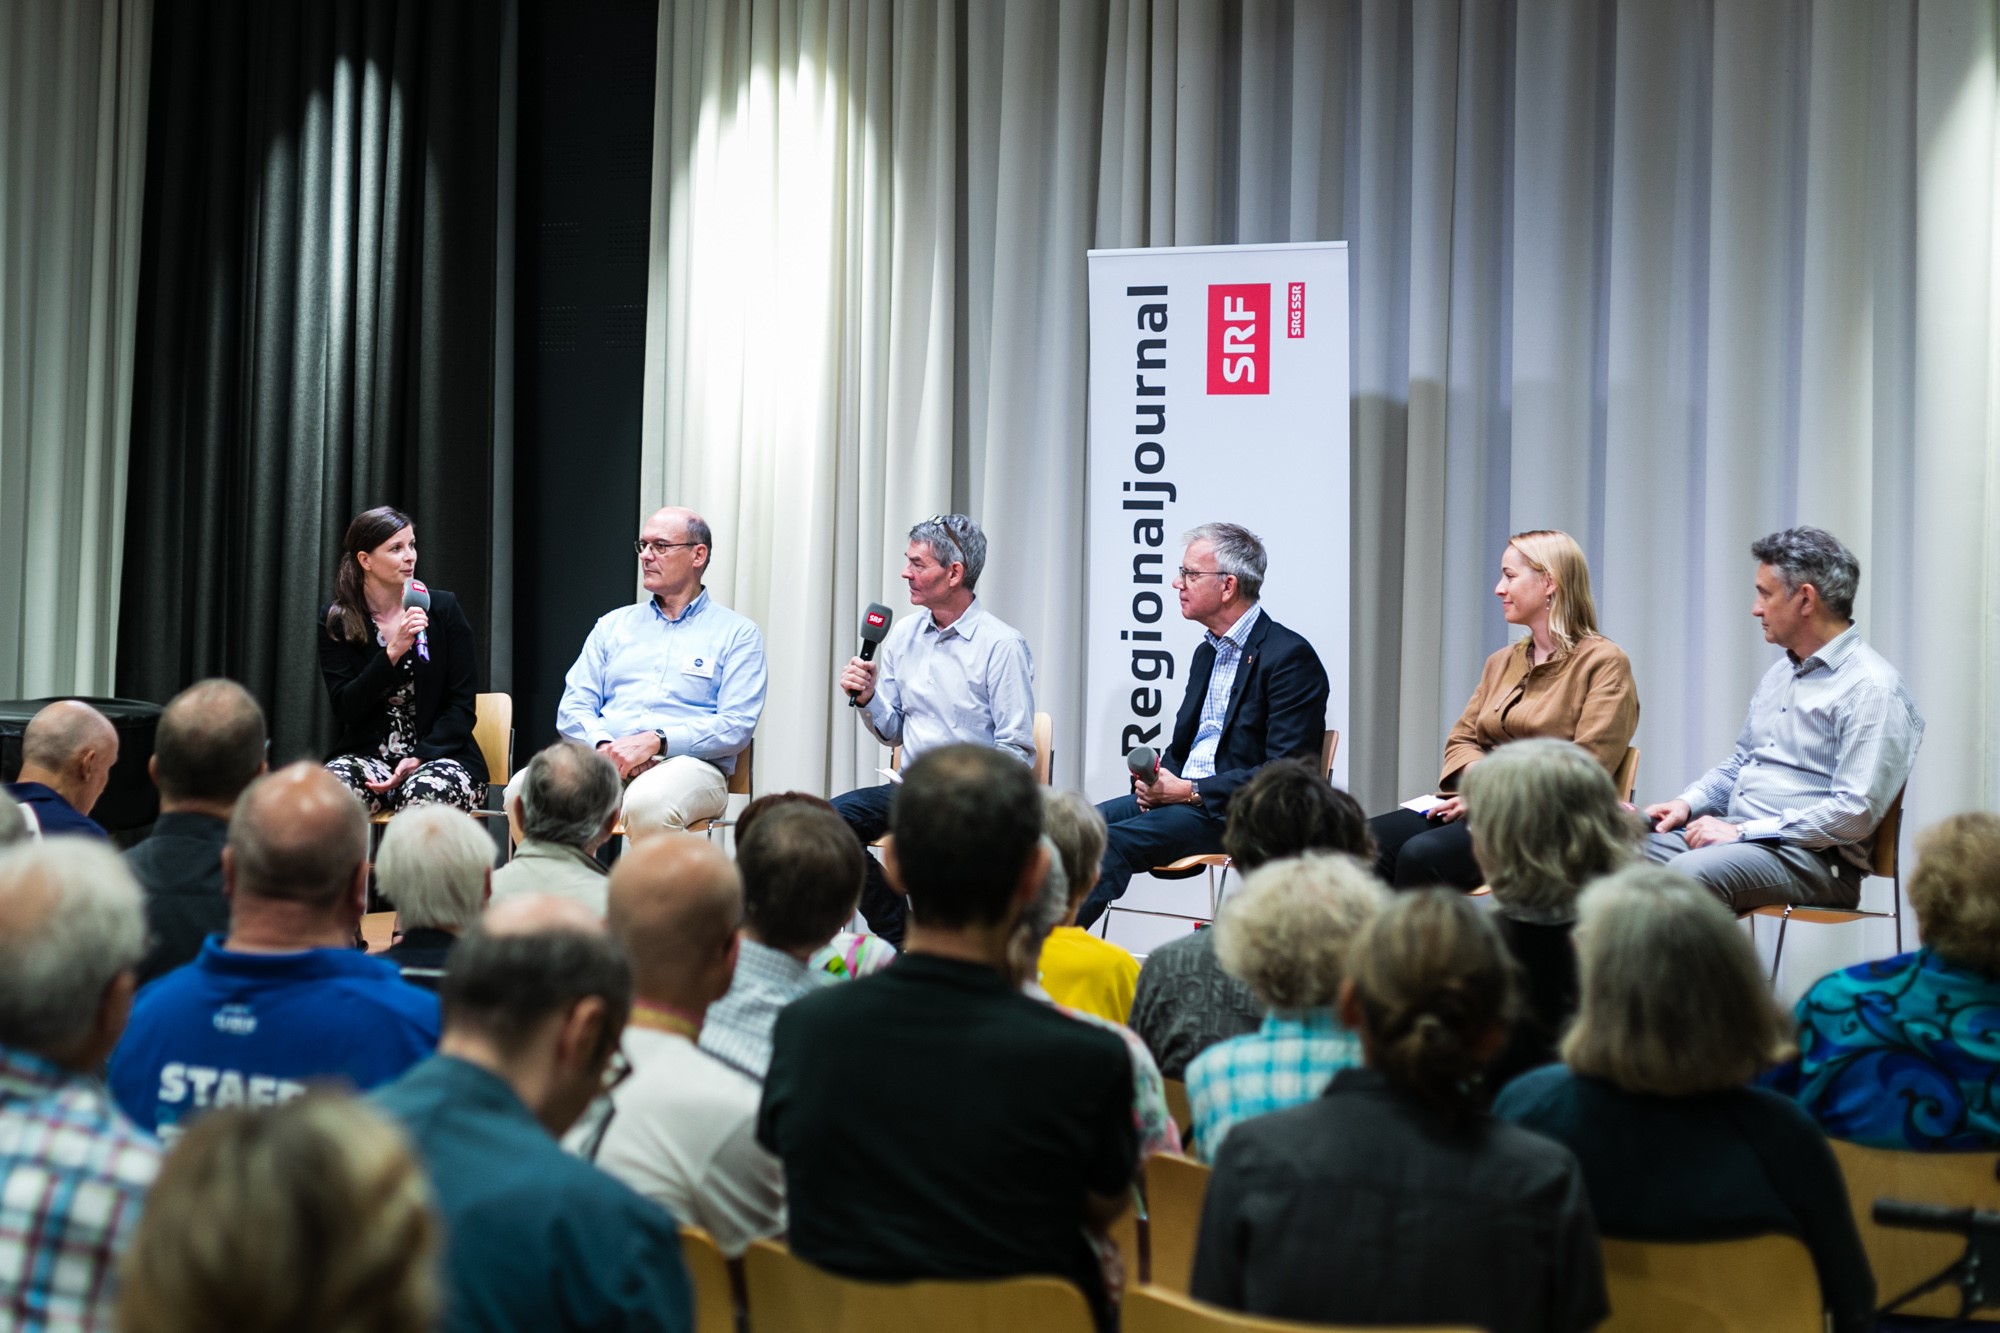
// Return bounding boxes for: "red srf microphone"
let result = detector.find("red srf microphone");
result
[402,579,431,662]
[849,604,893,707]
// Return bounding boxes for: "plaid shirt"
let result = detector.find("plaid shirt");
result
[0,1045,160,1332]
[1182,604,1263,780]
[1184,1009,1360,1162]
[699,940,815,1081]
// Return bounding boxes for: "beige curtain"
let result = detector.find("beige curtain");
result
[0,0,151,699]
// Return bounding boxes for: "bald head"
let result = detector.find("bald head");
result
[608,835,742,1003]
[440,894,632,1063]
[18,701,118,815]
[154,679,267,804]
[226,763,368,908]
[484,892,606,939]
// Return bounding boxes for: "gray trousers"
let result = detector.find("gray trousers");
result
[1641,832,1860,913]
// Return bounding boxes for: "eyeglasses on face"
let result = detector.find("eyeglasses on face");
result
[635,540,700,557]
[1177,567,1229,582]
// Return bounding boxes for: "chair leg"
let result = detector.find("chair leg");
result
[1768,907,1792,987]
[1893,873,1903,953]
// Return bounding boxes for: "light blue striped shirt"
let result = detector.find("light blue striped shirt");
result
[860,598,1035,767]
[1680,626,1923,870]
[1182,603,1263,780]
[699,940,814,1082]
[556,590,766,775]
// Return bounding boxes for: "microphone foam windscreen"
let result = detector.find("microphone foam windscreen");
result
[402,581,432,612]
[860,603,893,644]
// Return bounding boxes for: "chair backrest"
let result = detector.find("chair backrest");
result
[1829,1137,2000,1321]
[742,1240,1095,1333]
[1162,1079,1194,1142]
[473,693,514,786]
[678,1226,736,1333]
[728,738,755,797]
[1146,1153,1212,1296]
[1320,729,1339,779]
[1124,1285,1480,1333]
[1870,785,1906,879]
[1033,711,1054,785]
[1598,1235,1822,1333]
[1612,746,1639,802]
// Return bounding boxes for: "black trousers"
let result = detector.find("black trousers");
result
[1368,808,1483,890]
[830,782,904,948]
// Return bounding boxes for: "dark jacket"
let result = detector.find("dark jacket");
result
[1164,611,1330,816]
[318,589,486,784]
[123,811,231,984]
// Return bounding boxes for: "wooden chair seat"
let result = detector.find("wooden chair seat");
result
[742,1239,1094,1333]
[1749,785,1905,982]
[1125,1285,1480,1332]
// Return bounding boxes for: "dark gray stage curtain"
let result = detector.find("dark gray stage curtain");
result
[118,0,510,763]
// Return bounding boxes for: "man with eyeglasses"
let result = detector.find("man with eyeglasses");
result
[1080,522,1330,929]
[528,506,767,842]
[833,514,1035,948]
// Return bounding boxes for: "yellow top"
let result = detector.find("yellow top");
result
[1038,926,1140,1025]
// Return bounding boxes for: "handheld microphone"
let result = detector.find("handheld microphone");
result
[403,579,431,662]
[849,603,893,707]
[1126,745,1161,784]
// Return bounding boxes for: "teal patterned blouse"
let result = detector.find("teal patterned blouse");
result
[1765,948,2000,1151]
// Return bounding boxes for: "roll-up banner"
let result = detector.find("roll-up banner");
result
[1084,242,1350,940]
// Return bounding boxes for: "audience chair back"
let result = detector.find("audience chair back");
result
[1829,1138,2000,1322]
[1033,711,1054,785]
[1147,1154,1211,1296]
[1750,785,1905,982]
[473,693,514,787]
[742,1240,1094,1333]
[1598,1236,1822,1333]
[1613,746,1639,802]
[679,1226,737,1333]
[1124,1285,1480,1333]
[1163,1079,1194,1146]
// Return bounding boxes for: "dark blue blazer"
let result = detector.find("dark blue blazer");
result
[1165,610,1330,816]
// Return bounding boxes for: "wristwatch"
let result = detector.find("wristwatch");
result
[1188,780,1204,807]
[652,728,669,755]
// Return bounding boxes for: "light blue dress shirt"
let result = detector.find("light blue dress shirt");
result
[699,939,814,1081]
[860,597,1036,767]
[1182,603,1264,780]
[556,589,767,775]
[1679,626,1923,869]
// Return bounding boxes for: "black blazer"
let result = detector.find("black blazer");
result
[318,589,487,784]
[1165,609,1330,817]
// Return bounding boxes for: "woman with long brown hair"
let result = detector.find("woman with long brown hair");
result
[1370,529,1639,889]
[318,506,487,813]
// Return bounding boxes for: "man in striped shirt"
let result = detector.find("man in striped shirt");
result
[1644,526,1923,912]
[0,840,160,1332]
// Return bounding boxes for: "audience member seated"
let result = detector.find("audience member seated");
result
[759,745,1136,1329]
[123,679,269,983]
[1460,738,1638,1091]
[572,835,786,1257]
[1131,759,1374,1079]
[1496,866,1874,1333]
[0,840,158,1331]
[700,802,865,1080]
[4,699,119,840]
[1768,810,2000,1150]
[1185,853,1385,1161]
[375,804,494,991]
[492,740,621,916]
[119,1093,437,1333]
[0,795,27,847]
[374,896,690,1333]
[730,791,896,983]
[108,764,439,1139]
[1035,791,1139,1022]
[1192,890,1606,1333]
[1011,833,1181,1163]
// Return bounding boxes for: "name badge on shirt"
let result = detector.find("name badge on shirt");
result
[682,654,717,679]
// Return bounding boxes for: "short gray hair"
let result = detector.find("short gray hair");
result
[1009,836,1070,981]
[1562,865,1794,1095]
[0,840,147,1052]
[1040,790,1106,910]
[1751,526,1859,621]
[1461,739,1639,925]
[0,799,27,848]
[375,806,493,932]
[1184,522,1267,600]
[1215,853,1387,1010]
[679,512,714,554]
[908,514,988,590]
[520,742,622,849]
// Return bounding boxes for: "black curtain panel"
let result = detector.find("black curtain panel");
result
[119,0,508,763]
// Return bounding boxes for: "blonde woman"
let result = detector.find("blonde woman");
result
[1371,530,1639,889]
[120,1093,437,1333]
[1494,865,1873,1333]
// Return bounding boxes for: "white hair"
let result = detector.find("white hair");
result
[0,840,147,1052]
[0,800,27,848]
[1215,853,1388,1010]
[375,806,493,932]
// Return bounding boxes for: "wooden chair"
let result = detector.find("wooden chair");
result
[1146,1153,1211,1296]
[610,738,754,840]
[1750,785,1905,983]
[1125,1285,1479,1333]
[1598,1235,1823,1333]
[1612,745,1639,802]
[1163,1078,1194,1145]
[1108,731,1340,933]
[369,691,515,827]
[1829,1138,2000,1321]
[678,1225,737,1333]
[741,1238,1095,1333]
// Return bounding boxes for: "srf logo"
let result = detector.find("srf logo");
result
[1207,284,1270,395]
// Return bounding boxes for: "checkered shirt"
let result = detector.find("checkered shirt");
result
[699,939,815,1081]
[0,1045,160,1332]
[1183,1009,1360,1162]
[1181,604,1263,780]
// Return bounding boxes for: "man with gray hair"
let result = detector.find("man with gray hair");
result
[0,795,26,848]
[492,740,622,916]
[376,804,495,990]
[5,699,120,839]
[832,513,1036,947]
[107,764,439,1139]
[1644,526,1924,911]
[1085,522,1331,927]
[0,841,160,1326]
